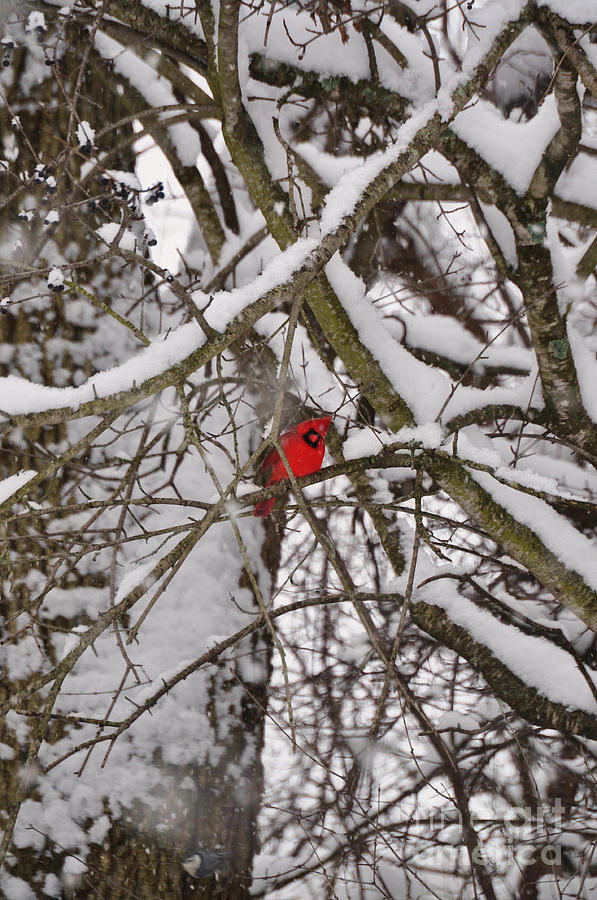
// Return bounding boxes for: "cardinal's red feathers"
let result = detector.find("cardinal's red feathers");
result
[254,415,332,518]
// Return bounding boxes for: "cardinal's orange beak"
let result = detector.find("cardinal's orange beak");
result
[313,415,332,436]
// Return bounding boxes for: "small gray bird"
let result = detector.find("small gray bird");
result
[182,850,230,878]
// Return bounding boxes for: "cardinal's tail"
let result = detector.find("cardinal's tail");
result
[254,496,276,518]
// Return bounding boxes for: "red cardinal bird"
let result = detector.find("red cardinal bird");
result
[254,415,332,518]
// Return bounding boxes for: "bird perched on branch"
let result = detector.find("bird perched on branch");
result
[182,850,231,878]
[254,415,332,518]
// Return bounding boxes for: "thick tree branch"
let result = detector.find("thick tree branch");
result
[427,454,597,631]
[412,600,597,739]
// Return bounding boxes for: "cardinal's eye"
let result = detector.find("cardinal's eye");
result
[303,428,320,447]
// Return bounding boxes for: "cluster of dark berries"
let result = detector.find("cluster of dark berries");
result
[43,209,59,229]
[145,182,165,205]
[25,12,47,43]
[99,173,131,199]
[112,182,132,200]
[33,163,50,184]
[47,268,66,293]
[88,175,164,215]
[88,196,110,212]
[39,178,57,206]
[89,174,133,213]
[1,37,15,68]
[26,165,58,206]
